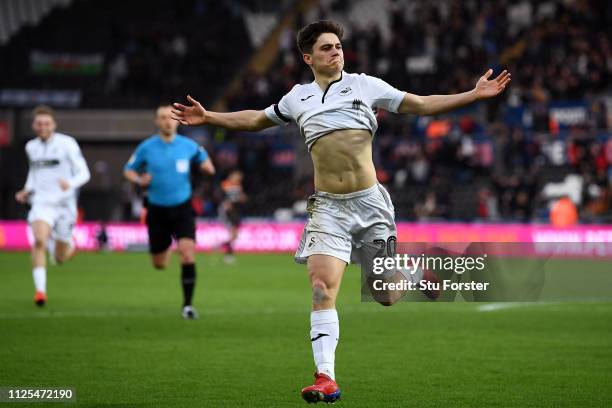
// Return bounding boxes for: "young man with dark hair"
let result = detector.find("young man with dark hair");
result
[124,105,215,319]
[172,20,510,403]
[15,105,91,307]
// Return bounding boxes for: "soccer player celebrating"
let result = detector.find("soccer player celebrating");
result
[172,20,510,402]
[219,170,247,264]
[15,105,91,307]
[124,105,215,319]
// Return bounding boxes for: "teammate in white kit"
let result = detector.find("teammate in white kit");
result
[171,20,510,403]
[15,105,90,307]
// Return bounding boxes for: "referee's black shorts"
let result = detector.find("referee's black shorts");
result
[146,199,196,254]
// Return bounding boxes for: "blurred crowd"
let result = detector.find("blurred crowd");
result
[224,0,611,222]
[0,0,254,107]
[1,0,611,222]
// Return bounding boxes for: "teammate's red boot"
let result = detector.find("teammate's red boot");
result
[301,372,341,404]
[34,291,47,307]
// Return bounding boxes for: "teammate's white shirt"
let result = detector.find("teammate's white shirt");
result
[264,71,405,151]
[24,132,90,206]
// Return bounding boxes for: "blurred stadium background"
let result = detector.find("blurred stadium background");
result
[0,0,610,228]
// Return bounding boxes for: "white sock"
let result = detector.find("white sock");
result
[310,309,339,380]
[33,266,46,293]
[47,237,56,256]
[47,237,57,265]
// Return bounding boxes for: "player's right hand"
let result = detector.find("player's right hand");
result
[138,173,152,187]
[15,189,30,203]
[172,95,207,126]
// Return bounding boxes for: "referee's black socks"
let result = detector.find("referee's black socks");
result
[181,263,196,307]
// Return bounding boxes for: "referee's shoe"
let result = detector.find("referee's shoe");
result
[182,305,198,320]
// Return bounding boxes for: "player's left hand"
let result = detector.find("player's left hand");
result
[59,179,70,191]
[15,189,31,203]
[172,95,207,126]
[474,69,511,100]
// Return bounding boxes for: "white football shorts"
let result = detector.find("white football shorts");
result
[295,183,396,265]
[28,202,77,244]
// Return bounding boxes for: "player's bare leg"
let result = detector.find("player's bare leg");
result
[302,254,344,403]
[177,238,197,319]
[151,249,171,270]
[223,225,239,264]
[31,220,51,306]
[308,255,345,311]
[31,220,51,267]
[229,226,238,244]
[365,272,408,306]
[54,240,75,264]
[177,238,195,264]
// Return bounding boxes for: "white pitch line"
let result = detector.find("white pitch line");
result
[0,310,177,319]
[476,302,566,312]
[477,298,612,312]
[0,307,315,320]
[0,304,426,319]
[5,301,604,319]
[477,302,534,312]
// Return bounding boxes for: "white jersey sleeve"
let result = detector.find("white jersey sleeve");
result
[24,168,35,192]
[64,138,90,189]
[364,75,406,113]
[24,141,37,192]
[264,87,296,126]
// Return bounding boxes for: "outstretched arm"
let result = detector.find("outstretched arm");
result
[172,95,276,132]
[399,69,511,116]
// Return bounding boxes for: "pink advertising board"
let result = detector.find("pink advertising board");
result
[1,221,612,257]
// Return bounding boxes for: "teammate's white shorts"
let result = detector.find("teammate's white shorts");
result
[295,183,396,265]
[28,202,77,244]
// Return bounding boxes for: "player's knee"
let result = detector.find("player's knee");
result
[177,239,195,263]
[178,250,194,264]
[33,237,46,250]
[54,248,72,264]
[180,255,194,264]
[377,298,396,307]
[311,280,332,305]
[373,290,402,307]
[152,260,167,270]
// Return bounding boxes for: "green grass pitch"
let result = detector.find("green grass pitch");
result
[0,252,611,407]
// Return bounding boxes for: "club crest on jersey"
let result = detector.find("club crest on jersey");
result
[339,86,352,96]
[352,99,363,110]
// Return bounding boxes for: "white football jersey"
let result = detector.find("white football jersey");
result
[24,132,90,205]
[264,71,405,150]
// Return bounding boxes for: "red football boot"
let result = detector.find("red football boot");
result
[301,372,341,404]
[34,291,47,307]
